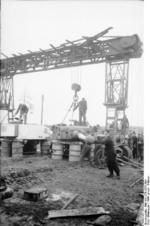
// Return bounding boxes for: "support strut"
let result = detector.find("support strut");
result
[0,76,14,121]
[104,60,129,134]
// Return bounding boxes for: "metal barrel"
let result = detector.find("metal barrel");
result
[12,141,23,158]
[69,143,81,162]
[41,141,50,155]
[1,141,12,157]
[52,143,63,160]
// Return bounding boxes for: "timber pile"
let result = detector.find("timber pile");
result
[117,157,143,169]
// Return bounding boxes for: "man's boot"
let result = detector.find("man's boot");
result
[116,175,120,180]
[106,174,114,178]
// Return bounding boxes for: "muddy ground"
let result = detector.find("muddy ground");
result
[0,155,143,226]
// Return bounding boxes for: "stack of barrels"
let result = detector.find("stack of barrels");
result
[0,140,12,157]
[12,141,23,158]
[41,140,51,155]
[69,143,82,162]
[51,142,82,162]
[0,140,23,158]
[51,142,63,160]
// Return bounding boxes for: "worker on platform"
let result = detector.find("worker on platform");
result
[102,130,120,179]
[14,103,29,124]
[73,97,87,126]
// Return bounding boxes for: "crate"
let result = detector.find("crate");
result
[24,187,48,201]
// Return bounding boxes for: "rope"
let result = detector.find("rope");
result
[0,112,8,123]
[70,67,82,86]
[64,67,82,124]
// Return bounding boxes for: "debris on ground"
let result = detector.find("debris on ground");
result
[62,193,79,209]
[125,203,140,217]
[129,177,143,188]
[135,203,144,226]
[87,215,112,225]
[0,156,143,226]
[0,187,13,200]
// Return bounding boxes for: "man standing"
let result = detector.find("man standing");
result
[14,103,29,124]
[79,135,95,167]
[80,142,93,167]
[74,98,87,125]
[132,132,138,159]
[102,130,120,179]
[137,133,144,162]
[121,114,129,135]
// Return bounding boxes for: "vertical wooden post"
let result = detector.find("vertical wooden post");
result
[41,94,44,125]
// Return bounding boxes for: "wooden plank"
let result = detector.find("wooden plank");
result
[129,177,143,188]
[46,207,109,219]
[123,156,143,167]
[117,158,140,168]
[62,194,79,210]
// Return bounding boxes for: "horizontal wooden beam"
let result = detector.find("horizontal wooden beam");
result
[0,31,142,77]
[46,206,110,219]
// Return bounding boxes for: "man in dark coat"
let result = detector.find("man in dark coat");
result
[132,132,138,159]
[137,133,144,162]
[102,130,120,179]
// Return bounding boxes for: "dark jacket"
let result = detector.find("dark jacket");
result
[102,136,116,160]
[74,99,87,113]
[16,104,29,115]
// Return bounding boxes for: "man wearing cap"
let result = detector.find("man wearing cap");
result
[102,130,120,179]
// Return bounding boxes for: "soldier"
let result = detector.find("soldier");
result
[74,98,87,125]
[102,130,120,179]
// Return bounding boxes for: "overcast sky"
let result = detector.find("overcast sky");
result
[1,0,144,126]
